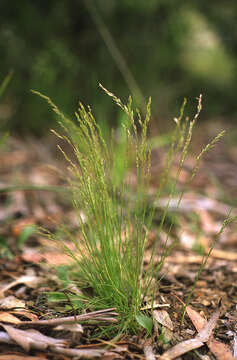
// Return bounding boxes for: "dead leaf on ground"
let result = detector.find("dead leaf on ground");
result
[0,297,25,310]
[21,248,43,263]
[153,310,174,331]
[0,274,43,298]
[42,252,73,265]
[208,337,235,360]
[0,329,106,359]
[187,305,234,360]
[0,312,21,324]
[159,306,221,359]
[1,324,67,352]
[10,310,39,322]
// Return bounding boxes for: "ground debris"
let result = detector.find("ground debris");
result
[0,134,237,359]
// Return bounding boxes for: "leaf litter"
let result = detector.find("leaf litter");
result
[0,132,237,359]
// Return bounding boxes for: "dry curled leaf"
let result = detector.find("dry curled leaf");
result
[0,312,21,324]
[153,310,173,331]
[0,274,42,298]
[0,296,25,310]
[10,310,38,322]
[1,324,67,352]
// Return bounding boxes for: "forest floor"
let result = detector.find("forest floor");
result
[0,123,236,360]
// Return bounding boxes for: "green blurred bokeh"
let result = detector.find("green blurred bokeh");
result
[1,0,237,135]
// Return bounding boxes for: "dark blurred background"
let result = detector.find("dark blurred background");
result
[1,0,237,135]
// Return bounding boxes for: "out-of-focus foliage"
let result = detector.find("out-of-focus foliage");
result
[0,71,12,146]
[0,0,237,134]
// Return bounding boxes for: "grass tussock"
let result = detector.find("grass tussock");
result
[33,87,226,334]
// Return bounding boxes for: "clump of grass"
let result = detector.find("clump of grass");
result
[33,87,225,334]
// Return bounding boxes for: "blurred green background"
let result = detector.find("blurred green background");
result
[1,0,237,135]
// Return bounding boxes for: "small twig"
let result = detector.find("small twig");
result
[51,346,105,358]
[17,308,119,327]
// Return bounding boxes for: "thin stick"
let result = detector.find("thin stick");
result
[17,308,119,326]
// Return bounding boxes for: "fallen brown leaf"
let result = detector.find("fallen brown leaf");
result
[0,296,25,310]
[0,312,21,324]
[186,305,206,330]
[42,252,72,265]
[187,305,234,360]
[0,274,42,298]
[21,249,43,264]
[208,337,235,360]
[153,310,173,331]
[10,310,38,322]
[195,307,220,343]
[1,324,67,352]
[160,306,222,359]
